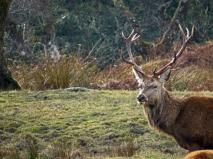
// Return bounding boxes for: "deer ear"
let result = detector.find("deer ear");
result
[132,68,144,85]
[159,69,171,83]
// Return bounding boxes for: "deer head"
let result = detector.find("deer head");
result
[122,24,194,105]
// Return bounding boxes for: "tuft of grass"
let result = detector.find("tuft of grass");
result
[42,142,85,159]
[0,147,20,159]
[110,140,139,157]
[11,56,97,90]
[17,134,39,159]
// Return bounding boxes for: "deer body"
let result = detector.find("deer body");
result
[142,86,213,150]
[121,25,213,151]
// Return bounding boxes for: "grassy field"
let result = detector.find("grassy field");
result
[0,90,212,159]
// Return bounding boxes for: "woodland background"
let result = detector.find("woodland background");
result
[1,0,211,91]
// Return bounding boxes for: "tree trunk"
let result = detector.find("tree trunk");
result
[0,0,20,90]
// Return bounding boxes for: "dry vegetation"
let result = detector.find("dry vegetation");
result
[96,41,213,91]
[11,56,98,90]
[10,41,213,91]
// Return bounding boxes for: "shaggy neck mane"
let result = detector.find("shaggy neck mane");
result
[144,88,181,134]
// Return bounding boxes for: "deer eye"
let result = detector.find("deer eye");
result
[147,85,157,89]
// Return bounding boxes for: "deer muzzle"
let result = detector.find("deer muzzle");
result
[137,94,148,103]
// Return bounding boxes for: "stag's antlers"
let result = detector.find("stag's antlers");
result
[153,24,194,77]
[122,24,194,79]
[121,29,147,77]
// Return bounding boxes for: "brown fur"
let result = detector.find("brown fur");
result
[141,83,213,151]
[184,150,213,159]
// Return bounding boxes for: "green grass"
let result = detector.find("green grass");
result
[0,90,212,159]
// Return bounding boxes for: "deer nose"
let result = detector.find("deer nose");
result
[137,94,147,103]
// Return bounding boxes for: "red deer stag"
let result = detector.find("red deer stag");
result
[122,24,213,151]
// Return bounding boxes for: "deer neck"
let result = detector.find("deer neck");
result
[144,89,181,133]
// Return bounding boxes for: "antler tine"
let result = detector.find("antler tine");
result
[132,34,140,41]
[121,29,146,77]
[121,31,128,40]
[175,24,194,58]
[129,29,135,38]
[178,23,185,38]
[153,24,194,78]
[186,27,190,38]
[122,30,133,40]
[122,53,146,77]
[122,29,140,43]
[179,24,194,41]
[191,25,195,37]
